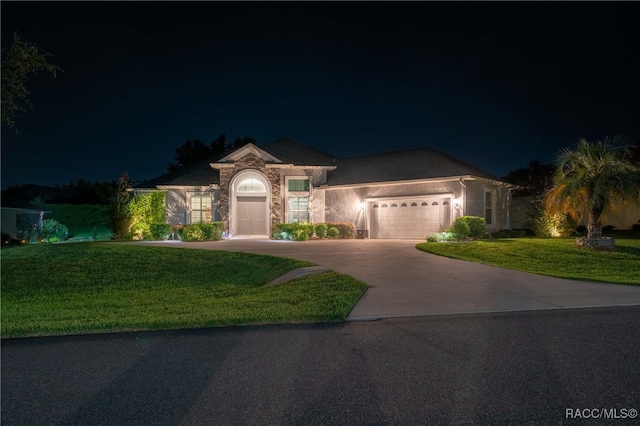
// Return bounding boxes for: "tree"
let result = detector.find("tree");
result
[166,133,256,172]
[545,136,640,243]
[1,33,61,131]
[502,160,556,197]
[108,173,134,239]
[167,139,211,171]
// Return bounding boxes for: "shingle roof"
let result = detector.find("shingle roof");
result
[327,147,502,186]
[137,138,507,189]
[260,137,337,166]
[134,156,222,188]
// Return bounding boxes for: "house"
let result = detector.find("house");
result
[134,137,516,238]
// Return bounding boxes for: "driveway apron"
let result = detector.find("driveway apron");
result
[141,239,640,320]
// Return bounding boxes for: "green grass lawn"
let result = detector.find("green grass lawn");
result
[416,238,640,286]
[1,243,367,338]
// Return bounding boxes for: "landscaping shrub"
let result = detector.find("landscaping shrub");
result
[448,218,470,240]
[197,222,224,241]
[128,192,166,240]
[426,233,440,243]
[179,222,224,242]
[327,226,340,239]
[41,218,68,243]
[180,224,205,242]
[150,223,172,240]
[315,223,328,239]
[293,228,310,241]
[530,211,574,238]
[325,222,356,239]
[633,223,640,232]
[459,216,486,238]
[447,216,486,239]
[271,223,314,241]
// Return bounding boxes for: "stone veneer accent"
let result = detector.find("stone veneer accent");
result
[218,152,282,232]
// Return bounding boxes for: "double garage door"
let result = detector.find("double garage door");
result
[370,196,452,239]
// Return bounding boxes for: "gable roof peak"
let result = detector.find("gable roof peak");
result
[218,143,282,163]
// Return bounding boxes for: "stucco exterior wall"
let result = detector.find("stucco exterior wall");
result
[325,179,512,232]
[324,180,464,227]
[162,188,220,225]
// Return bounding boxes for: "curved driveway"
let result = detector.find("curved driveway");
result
[143,239,640,320]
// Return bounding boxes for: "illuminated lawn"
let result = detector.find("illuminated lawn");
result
[416,237,640,286]
[1,243,367,338]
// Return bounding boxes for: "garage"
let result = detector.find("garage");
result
[369,196,452,239]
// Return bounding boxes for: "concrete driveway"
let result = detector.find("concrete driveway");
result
[142,239,640,320]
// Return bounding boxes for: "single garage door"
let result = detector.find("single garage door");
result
[237,196,267,235]
[370,197,451,239]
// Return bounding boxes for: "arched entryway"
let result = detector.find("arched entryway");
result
[229,170,271,237]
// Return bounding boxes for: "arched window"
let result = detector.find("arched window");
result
[432,201,439,206]
[411,202,418,207]
[373,204,379,208]
[237,178,266,192]
[401,203,407,207]
[391,203,398,207]
[443,200,450,206]
[381,204,388,208]
[421,202,428,206]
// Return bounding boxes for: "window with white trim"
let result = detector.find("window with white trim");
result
[287,178,310,223]
[190,194,212,223]
[485,190,495,225]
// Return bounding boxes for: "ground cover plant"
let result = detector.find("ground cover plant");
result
[417,236,640,285]
[1,243,367,338]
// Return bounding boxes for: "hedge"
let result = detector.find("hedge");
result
[178,222,224,242]
[271,222,355,240]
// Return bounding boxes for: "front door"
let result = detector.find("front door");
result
[237,196,267,235]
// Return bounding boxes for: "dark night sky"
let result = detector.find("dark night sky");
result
[2,1,639,189]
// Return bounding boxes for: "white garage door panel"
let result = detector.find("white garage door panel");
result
[370,197,451,239]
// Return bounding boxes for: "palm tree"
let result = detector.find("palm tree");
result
[545,136,640,244]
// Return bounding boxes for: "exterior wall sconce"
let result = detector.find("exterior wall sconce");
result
[453,198,462,210]
[358,201,365,210]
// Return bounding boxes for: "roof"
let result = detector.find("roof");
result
[134,156,222,188]
[327,147,502,186]
[260,137,337,166]
[137,137,509,189]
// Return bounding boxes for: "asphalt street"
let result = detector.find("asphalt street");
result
[3,306,639,425]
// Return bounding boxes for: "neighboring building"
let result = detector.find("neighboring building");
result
[134,137,516,238]
[1,207,46,242]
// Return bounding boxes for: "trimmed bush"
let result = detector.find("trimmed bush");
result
[41,218,68,243]
[270,222,355,240]
[315,223,328,239]
[180,225,204,242]
[447,216,487,240]
[448,218,470,240]
[426,233,440,243]
[179,222,224,242]
[271,223,314,241]
[459,216,486,238]
[327,226,340,239]
[325,222,356,239]
[150,223,172,240]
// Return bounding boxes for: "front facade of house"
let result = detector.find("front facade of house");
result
[135,138,516,238]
